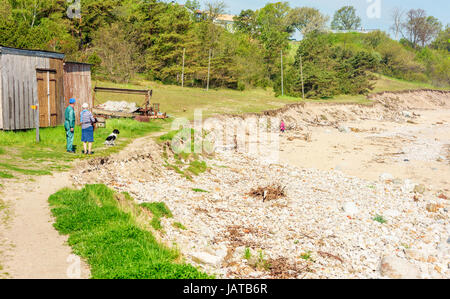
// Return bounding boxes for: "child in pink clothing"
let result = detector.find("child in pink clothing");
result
[280,120,286,133]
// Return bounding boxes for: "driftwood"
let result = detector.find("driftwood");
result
[318,251,344,263]
[248,184,286,202]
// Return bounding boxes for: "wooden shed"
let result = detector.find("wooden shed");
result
[63,62,93,125]
[0,46,92,130]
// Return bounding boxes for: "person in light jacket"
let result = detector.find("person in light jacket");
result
[80,103,97,155]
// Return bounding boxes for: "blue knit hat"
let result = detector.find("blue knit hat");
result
[69,98,76,104]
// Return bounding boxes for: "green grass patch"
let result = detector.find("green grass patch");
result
[173,222,186,230]
[0,118,166,178]
[192,188,209,193]
[373,214,387,224]
[244,248,252,261]
[48,184,209,279]
[300,251,314,261]
[0,162,51,176]
[0,171,14,179]
[140,202,173,231]
[187,161,208,176]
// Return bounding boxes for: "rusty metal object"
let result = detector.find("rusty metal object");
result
[135,115,150,123]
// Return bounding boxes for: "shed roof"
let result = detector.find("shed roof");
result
[0,45,65,59]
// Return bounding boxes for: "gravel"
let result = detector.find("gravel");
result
[72,143,449,279]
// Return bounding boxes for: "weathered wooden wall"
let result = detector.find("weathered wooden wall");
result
[63,62,92,125]
[0,47,65,130]
[0,55,3,129]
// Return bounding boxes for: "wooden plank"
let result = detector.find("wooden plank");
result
[2,54,10,130]
[37,70,48,127]
[18,57,25,130]
[49,73,57,126]
[11,77,16,130]
[0,54,3,129]
[23,56,30,129]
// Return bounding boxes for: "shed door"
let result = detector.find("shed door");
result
[36,70,57,127]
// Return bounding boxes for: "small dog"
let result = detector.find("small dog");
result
[104,129,120,146]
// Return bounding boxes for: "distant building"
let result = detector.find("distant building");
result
[330,28,379,34]
[213,14,236,32]
[181,5,236,33]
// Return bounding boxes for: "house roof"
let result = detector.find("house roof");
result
[216,14,235,22]
[0,45,65,59]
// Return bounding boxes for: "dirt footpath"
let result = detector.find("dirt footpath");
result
[0,172,90,279]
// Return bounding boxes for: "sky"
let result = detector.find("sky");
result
[175,0,450,39]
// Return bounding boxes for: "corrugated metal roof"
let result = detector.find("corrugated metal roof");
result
[0,45,65,59]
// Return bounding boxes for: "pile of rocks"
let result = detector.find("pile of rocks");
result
[72,139,449,279]
[96,101,139,113]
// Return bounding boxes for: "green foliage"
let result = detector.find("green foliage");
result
[187,160,207,176]
[141,202,173,231]
[0,171,14,179]
[300,251,314,261]
[192,188,209,193]
[288,7,328,36]
[373,214,387,224]
[49,184,209,279]
[331,6,361,30]
[284,33,377,98]
[173,222,186,230]
[0,0,447,92]
[431,26,450,52]
[244,248,252,260]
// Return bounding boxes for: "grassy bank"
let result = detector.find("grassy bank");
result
[94,74,447,121]
[0,118,167,181]
[49,184,210,279]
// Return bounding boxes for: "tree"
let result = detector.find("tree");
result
[403,9,442,48]
[431,25,450,52]
[91,23,138,83]
[255,2,293,79]
[331,6,361,31]
[233,9,257,35]
[285,33,377,98]
[418,16,442,47]
[204,0,226,21]
[185,0,200,12]
[390,7,404,40]
[0,0,12,20]
[288,7,328,36]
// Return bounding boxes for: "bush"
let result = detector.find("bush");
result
[284,33,377,98]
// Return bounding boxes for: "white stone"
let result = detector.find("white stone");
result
[401,179,415,193]
[380,256,421,279]
[343,202,359,215]
[338,125,350,133]
[190,252,223,267]
[379,173,394,181]
[385,209,400,218]
[402,111,412,118]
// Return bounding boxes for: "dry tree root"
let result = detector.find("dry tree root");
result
[248,184,286,202]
